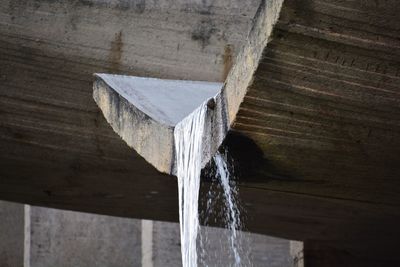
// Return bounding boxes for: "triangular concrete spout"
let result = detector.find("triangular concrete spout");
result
[92,0,285,176]
[93,73,228,174]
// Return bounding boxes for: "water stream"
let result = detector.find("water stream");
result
[174,102,207,267]
[174,100,248,267]
[214,152,242,266]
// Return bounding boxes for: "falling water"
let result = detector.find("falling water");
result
[174,102,207,267]
[199,151,250,267]
[174,99,248,267]
[214,152,242,266]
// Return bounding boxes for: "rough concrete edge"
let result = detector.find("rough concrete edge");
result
[223,0,285,126]
[93,75,175,174]
[290,241,305,267]
[200,93,229,169]
[195,0,286,170]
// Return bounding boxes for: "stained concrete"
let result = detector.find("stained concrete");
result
[1,0,260,81]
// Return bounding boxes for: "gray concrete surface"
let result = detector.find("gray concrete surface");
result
[29,206,142,267]
[0,201,25,267]
[96,74,222,127]
[0,201,296,267]
[152,220,182,267]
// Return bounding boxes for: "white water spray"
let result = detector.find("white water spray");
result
[214,152,242,266]
[199,151,249,267]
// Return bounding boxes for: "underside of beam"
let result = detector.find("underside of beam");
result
[1,2,400,265]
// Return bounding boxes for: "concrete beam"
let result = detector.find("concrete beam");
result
[92,0,285,173]
[1,0,400,264]
[93,74,222,173]
[0,0,260,82]
[92,1,400,264]
[0,0,260,228]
